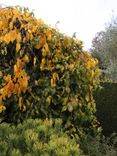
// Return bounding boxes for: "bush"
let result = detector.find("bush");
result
[0,6,100,136]
[0,118,83,156]
[0,118,116,156]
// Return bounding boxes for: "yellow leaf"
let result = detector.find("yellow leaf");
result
[4,74,11,82]
[17,59,24,68]
[18,97,22,109]
[14,64,18,75]
[46,29,52,41]
[22,105,26,112]
[0,71,3,77]
[68,104,73,112]
[53,72,59,81]
[47,32,52,41]
[73,38,78,44]
[34,57,36,66]
[1,89,6,100]
[91,71,95,78]
[29,32,33,40]
[16,42,21,52]
[65,87,70,93]
[51,78,55,88]
[0,21,3,30]
[40,58,45,71]
[87,103,91,109]
[4,30,17,44]
[3,34,10,44]
[14,84,19,95]
[17,33,21,43]
[0,96,3,105]
[87,61,92,68]
[69,64,74,70]
[34,35,46,49]
[51,73,59,88]
[78,102,82,108]
[5,80,14,98]
[85,94,90,102]
[0,104,6,113]
[23,55,29,63]
[42,43,50,57]
[63,97,68,105]
[19,77,28,93]
[87,59,96,69]
[64,37,71,48]
[9,22,14,30]
[26,99,30,106]
[46,96,52,105]
[47,60,52,71]
[32,25,37,33]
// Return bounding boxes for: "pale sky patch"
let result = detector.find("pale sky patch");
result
[1,0,117,50]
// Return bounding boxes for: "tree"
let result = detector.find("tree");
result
[91,16,117,82]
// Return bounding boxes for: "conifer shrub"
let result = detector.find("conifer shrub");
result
[0,118,83,156]
[0,6,100,135]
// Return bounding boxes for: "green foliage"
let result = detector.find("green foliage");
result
[0,118,83,156]
[79,133,117,156]
[0,6,100,136]
[103,62,117,82]
[0,118,116,156]
[94,82,117,136]
[91,16,117,82]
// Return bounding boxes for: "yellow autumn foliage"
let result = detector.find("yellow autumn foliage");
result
[0,6,100,135]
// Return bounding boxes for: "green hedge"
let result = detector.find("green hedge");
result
[0,119,83,156]
[94,82,117,136]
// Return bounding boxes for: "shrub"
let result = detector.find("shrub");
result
[0,6,100,136]
[0,118,83,156]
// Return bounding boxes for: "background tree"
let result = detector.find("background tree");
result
[91,16,117,82]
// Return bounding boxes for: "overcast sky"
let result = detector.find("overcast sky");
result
[1,0,117,49]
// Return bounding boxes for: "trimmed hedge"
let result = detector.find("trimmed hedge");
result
[94,82,117,136]
[0,119,83,156]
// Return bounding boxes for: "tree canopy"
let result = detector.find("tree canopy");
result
[91,16,117,82]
